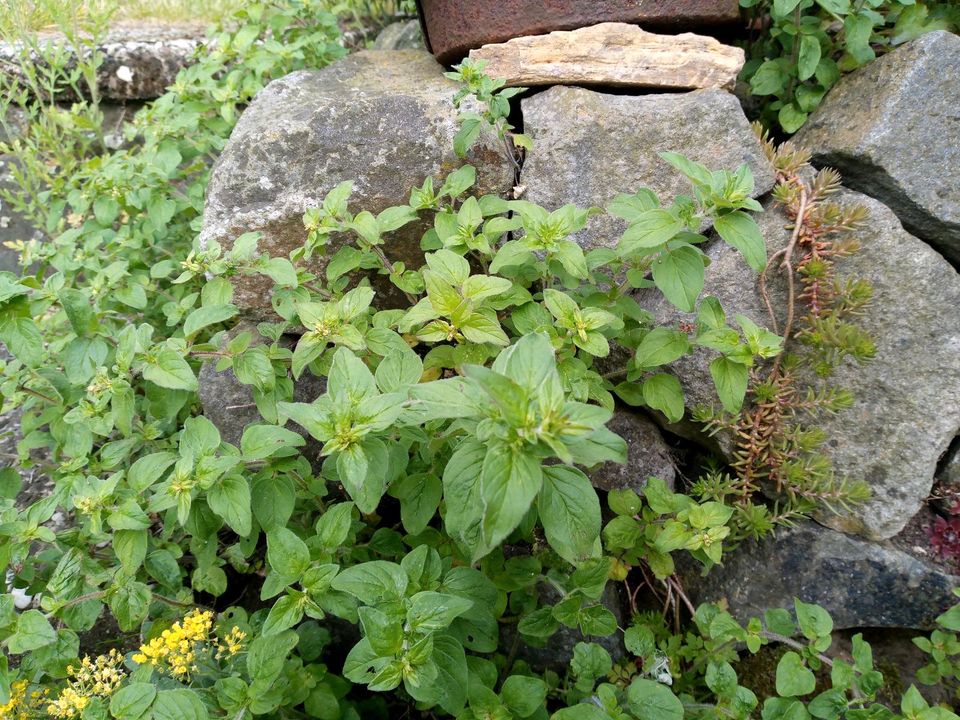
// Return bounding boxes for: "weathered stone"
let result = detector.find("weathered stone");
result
[520,86,775,252]
[680,521,960,630]
[198,327,326,449]
[793,31,960,264]
[201,50,514,311]
[469,23,743,90]
[372,20,424,51]
[0,22,206,101]
[644,189,960,540]
[588,408,676,493]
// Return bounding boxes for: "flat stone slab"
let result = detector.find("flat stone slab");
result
[469,23,743,90]
[794,31,960,264]
[0,22,206,100]
[680,521,960,630]
[644,189,960,540]
[201,50,514,312]
[520,86,775,252]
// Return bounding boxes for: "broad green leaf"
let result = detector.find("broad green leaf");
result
[543,289,579,325]
[152,690,208,720]
[375,349,423,392]
[246,630,299,684]
[7,610,57,653]
[0,316,43,366]
[315,502,355,550]
[407,591,473,632]
[328,346,377,399]
[501,675,548,718]
[652,245,705,312]
[430,634,469,715]
[440,164,476,198]
[659,152,714,188]
[779,103,809,134]
[266,527,311,580]
[795,599,833,640]
[798,34,822,81]
[109,580,151,631]
[143,349,197,391]
[114,529,148,573]
[460,311,509,346]
[109,682,156,719]
[208,475,252,536]
[262,593,306,636]
[538,466,601,565]
[337,437,389,514]
[426,249,470,286]
[709,356,749,413]
[330,561,408,605]
[240,424,304,461]
[773,0,803,15]
[750,59,790,96]
[183,304,237,336]
[491,331,556,393]
[642,373,685,423]
[620,209,683,252]
[634,328,690,369]
[442,439,486,551]
[776,652,816,697]
[762,697,812,720]
[627,678,684,720]
[714,211,767,272]
[552,707,609,720]
[391,473,442,535]
[479,445,543,559]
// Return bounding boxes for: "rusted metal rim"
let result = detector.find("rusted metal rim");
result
[415,0,742,65]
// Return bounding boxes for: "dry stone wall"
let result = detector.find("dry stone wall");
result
[188,21,960,665]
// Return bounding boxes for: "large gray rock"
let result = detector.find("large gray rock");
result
[519,86,775,251]
[681,521,960,630]
[202,50,514,311]
[794,31,960,264]
[588,408,676,493]
[645,189,960,540]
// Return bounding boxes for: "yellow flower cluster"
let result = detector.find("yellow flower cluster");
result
[0,680,28,720]
[132,609,245,680]
[46,649,125,719]
[215,626,247,660]
[132,609,214,679]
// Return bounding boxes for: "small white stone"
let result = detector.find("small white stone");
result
[116,65,134,83]
[11,586,33,609]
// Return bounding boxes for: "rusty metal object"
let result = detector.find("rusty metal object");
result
[416,0,742,65]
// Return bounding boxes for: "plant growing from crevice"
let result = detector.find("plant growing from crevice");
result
[694,124,874,541]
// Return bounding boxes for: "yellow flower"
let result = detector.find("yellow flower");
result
[45,649,125,718]
[0,680,28,718]
[215,626,247,659]
[132,609,214,680]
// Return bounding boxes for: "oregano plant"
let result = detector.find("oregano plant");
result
[0,2,953,718]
